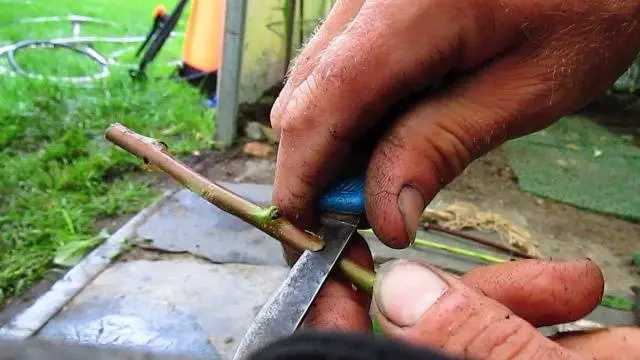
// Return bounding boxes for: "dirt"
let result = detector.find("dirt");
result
[440,149,640,292]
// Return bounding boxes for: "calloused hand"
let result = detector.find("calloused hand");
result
[271,0,639,250]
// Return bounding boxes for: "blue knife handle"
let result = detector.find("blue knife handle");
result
[318,175,366,215]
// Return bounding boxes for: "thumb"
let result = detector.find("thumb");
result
[372,260,587,360]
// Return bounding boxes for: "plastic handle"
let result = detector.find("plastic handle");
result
[318,175,366,215]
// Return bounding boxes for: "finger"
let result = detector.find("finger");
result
[271,0,365,132]
[372,260,585,359]
[272,0,522,228]
[460,259,604,326]
[554,327,640,359]
[304,233,374,332]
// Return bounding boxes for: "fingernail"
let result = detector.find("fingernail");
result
[374,260,448,327]
[398,186,425,244]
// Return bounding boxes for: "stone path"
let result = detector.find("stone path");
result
[0,183,635,359]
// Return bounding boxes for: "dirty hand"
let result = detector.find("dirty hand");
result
[306,255,640,359]
[271,0,640,248]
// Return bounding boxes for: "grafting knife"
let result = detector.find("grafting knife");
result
[232,175,367,360]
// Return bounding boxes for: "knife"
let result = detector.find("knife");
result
[231,174,367,360]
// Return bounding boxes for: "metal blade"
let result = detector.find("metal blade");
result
[232,214,360,360]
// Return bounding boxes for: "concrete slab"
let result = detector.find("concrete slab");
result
[136,184,287,267]
[38,259,289,360]
[586,303,635,326]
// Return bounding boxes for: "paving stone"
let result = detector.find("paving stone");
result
[136,184,287,267]
[38,259,289,360]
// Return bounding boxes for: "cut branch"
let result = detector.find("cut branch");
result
[105,124,377,295]
[105,123,324,253]
[339,258,375,294]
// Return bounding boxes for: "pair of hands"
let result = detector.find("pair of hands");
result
[270,0,640,358]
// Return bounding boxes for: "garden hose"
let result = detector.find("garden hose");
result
[6,40,110,83]
[0,14,182,84]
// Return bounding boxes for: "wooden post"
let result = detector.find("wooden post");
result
[215,0,248,148]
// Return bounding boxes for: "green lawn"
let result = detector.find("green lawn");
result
[0,0,215,304]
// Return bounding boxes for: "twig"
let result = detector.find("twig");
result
[283,0,296,76]
[106,124,376,295]
[339,258,375,294]
[413,238,507,264]
[424,223,539,259]
[105,123,324,253]
[359,229,508,265]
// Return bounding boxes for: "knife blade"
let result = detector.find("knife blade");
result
[232,212,360,360]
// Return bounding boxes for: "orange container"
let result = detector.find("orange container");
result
[182,0,225,73]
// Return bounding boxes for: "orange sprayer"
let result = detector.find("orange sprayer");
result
[178,0,225,95]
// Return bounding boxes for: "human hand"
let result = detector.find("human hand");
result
[305,251,640,359]
[271,0,640,250]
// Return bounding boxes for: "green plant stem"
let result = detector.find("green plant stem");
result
[424,223,538,259]
[360,229,508,264]
[339,258,376,295]
[105,123,324,252]
[413,237,507,264]
[298,0,305,46]
[283,0,296,75]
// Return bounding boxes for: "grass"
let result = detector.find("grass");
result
[0,0,215,304]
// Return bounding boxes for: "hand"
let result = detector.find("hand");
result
[305,245,640,359]
[271,0,640,248]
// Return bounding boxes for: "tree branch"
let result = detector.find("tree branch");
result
[105,123,324,253]
[105,124,376,295]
